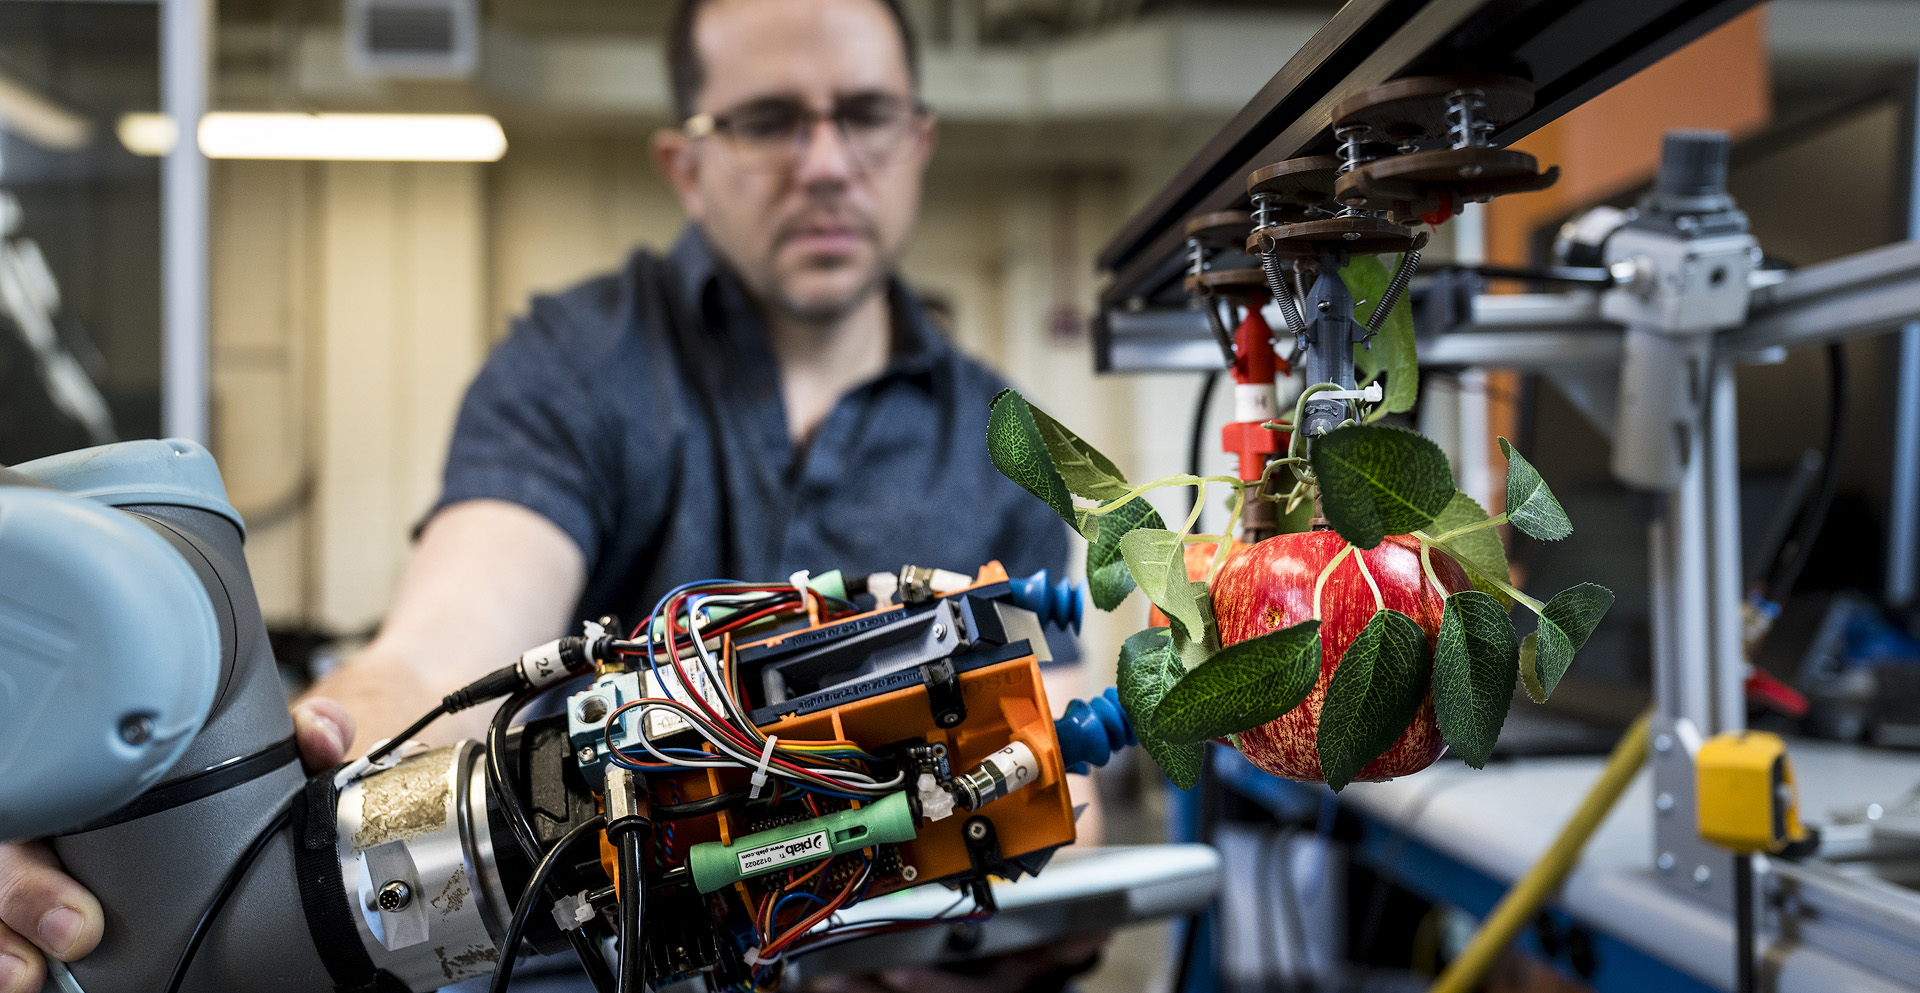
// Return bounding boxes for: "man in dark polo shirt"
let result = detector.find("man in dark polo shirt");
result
[0,0,1087,990]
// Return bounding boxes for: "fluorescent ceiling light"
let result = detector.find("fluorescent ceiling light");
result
[117,113,178,156]
[197,112,506,161]
[0,72,92,151]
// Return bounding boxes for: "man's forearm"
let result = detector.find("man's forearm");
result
[301,645,496,757]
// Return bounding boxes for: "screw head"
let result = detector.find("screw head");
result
[1692,864,1712,887]
[118,714,154,746]
[1652,733,1672,753]
[1655,792,1675,813]
[901,865,919,882]
[1316,300,1332,313]
[1458,164,1484,179]
[965,820,989,841]
[1657,852,1676,871]
[1342,231,1361,241]
[577,745,596,764]
[932,623,947,640]
[377,880,412,912]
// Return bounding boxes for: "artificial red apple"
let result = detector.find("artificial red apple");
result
[1209,530,1471,783]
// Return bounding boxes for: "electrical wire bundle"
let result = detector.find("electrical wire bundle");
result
[600,580,905,800]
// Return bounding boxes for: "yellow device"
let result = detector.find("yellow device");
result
[1696,730,1807,854]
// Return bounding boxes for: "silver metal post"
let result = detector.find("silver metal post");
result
[161,0,211,445]
[1708,359,1746,734]
[1889,69,1920,607]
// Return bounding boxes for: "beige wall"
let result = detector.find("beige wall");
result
[211,160,488,633]
[209,134,1202,685]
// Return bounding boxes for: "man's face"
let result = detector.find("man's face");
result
[655,0,934,325]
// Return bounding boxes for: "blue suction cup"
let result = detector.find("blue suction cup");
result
[1011,570,1085,634]
[1054,686,1137,775]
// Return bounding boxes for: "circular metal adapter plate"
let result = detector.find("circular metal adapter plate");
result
[1249,216,1418,257]
[1184,210,1254,250]
[1333,73,1535,142]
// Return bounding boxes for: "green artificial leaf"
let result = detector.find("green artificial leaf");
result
[988,390,1079,532]
[1521,583,1615,702]
[1170,615,1217,673]
[1317,608,1431,791]
[1429,491,1514,609]
[1030,404,1131,501]
[1116,627,1204,790]
[1432,591,1519,768]
[1310,424,1455,549]
[1277,490,1315,536]
[1343,255,1419,414]
[1499,438,1573,541]
[1085,498,1167,611]
[1120,528,1210,642]
[1153,620,1322,744]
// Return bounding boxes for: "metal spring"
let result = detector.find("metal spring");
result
[1364,246,1421,337]
[1445,88,1494,150]
[1262,250,1308,339]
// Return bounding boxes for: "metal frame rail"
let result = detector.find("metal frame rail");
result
[1091,0,1760,372]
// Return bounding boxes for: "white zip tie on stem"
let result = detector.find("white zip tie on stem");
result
[749,734,779,798]
[1316,383,1384,403]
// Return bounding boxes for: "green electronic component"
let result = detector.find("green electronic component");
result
[687,792,917,893]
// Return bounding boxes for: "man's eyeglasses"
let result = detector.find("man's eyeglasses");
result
[682,93,926,172]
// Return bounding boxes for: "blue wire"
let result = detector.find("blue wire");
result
[771,891,831,925]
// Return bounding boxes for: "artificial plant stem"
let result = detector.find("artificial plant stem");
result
[1414,532,1544,612]
[1179,482,1207,538]
[1430,513,1510,545]
[1088,474,1238,517]
[1313,544,1355,621]
[1420,542,1446,598]
[1353,546,1386,612]
[1209,488,1246,580]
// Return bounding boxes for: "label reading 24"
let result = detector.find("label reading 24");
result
[738,831,830,875]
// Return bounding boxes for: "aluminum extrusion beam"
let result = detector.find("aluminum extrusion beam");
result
[1724,239,1920,354]
[1094,0,1762,333]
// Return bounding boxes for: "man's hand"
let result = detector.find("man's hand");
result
[0,699,354,993]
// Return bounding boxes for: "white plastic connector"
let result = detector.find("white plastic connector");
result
[743,947,763,967]
[916,772,956,822]
[749,735,779,799]
[550,890,595,931]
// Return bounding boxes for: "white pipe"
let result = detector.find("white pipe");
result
[161,0,211,445]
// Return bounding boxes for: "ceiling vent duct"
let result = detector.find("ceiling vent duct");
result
[346,0,478,79]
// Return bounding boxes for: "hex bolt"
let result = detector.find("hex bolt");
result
[901,865,919,882]
[1655,792,1675,813]
[1692,864,1712,887]
[577,745,596,764]
[378,881,413,912]
[965,820,989,841]
[118,714,154,746]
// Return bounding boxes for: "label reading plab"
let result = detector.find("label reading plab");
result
[737,831,831,875]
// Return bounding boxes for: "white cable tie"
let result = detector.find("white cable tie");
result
[749,734,779,799]
[789,569,812,603]
[333,739,429,789]
[743,947,763,967]
[1317,384,1383,403]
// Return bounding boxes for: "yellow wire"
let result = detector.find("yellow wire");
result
[1426,710,1651,993]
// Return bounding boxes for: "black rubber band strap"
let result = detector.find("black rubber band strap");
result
[62,736,300,835]
[290,769,413,993]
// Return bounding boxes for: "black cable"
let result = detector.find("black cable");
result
[654,788,750,820]
[616,831,647,993]
[490,814,607,993]
[1188,371,1219,519]
[1734,853,1755,993]
[163,802,293,993]
[487,688,617,993]
[361,703,450,768]
[1765,343,1848,606]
